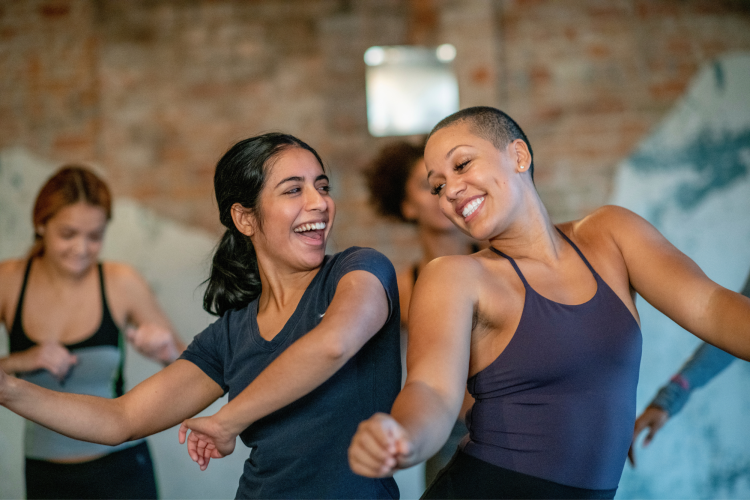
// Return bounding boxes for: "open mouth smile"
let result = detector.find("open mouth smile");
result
[461,197,485,219]
[293,222,326,233]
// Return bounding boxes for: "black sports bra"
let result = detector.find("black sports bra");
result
[9,259,121,353]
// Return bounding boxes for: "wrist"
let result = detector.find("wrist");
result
[0,372,19,407]
[214,406,248,437]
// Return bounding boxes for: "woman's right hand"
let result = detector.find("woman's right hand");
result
[27,342,78,380]
[628,405,669,467]
[348,412,414,478]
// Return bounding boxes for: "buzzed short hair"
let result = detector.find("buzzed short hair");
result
[428,106,534,181]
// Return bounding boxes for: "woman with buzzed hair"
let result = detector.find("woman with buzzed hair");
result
[349,106,750,499]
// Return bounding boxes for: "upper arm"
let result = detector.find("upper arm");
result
[118,359,224,440]
[106,263,183,342]
[316,269,390,358]
[404,257,476,411]
[606,206,738,342]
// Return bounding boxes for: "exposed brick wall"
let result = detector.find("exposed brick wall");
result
[2,0,750,270]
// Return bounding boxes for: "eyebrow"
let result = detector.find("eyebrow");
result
[426,144,471,180]
[275,174,329,188]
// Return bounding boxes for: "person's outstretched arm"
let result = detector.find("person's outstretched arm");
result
[0,359,222,445]
[179,269,392,469]
[348,256,474,477]
[608,207,750,360]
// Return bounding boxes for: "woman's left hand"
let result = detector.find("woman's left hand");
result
[178,414,238,471]
[126,323,181,364]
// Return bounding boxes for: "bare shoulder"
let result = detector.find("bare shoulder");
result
[0,258,27,294]
[569,205,643,236]
[0,258,27,323]
[420,254,485,284]
[102,261,152,296]
[0,258,26,279]
[564,205,658,254]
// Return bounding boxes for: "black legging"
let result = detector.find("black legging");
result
[422,449,617,500]
[25,441,157,500]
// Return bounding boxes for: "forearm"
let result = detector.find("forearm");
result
[390,380,461,466]
[0,375,131,445]
[0,351,39,375]
[214,331,351,434]
[704,287,750,360]
[650,342,735,417]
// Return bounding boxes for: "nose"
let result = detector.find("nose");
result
[443,175,465,202]
[73,236,88,255]
[304,185,327,212]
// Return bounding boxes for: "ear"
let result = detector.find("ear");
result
[512,139,532,173]
[401,198,419,222]
[35,226,45,237]
[230,203,257,238]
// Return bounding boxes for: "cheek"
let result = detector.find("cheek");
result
[438,197,453,218]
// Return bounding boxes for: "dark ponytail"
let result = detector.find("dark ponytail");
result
[203,132,325,316]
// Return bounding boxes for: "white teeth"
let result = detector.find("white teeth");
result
[462,197,485,218]
[294,222,326,233]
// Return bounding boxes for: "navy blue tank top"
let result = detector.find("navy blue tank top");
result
[462,230,642,490]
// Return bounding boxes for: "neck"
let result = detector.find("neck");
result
[488,190,564,263]
[255,256,320,314]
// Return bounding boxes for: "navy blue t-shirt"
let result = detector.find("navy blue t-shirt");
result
[181,247,401,499]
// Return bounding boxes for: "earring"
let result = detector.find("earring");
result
[519,165,525,170]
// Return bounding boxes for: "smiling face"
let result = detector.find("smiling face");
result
[248,147,335,273]
[425,121,532,241]
[38,202,108,276]
[401,158,457,232]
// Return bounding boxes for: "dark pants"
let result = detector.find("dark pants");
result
[422,449,616,500]
[25,441,158,500]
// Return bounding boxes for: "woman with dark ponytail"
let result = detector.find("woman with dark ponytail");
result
[0,133,402,499]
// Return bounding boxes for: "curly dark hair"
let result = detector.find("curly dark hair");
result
[364,140,424,223]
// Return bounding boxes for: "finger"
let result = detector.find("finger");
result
[187,432,202,463]
[349,438,393,474]
[349,448,392,478]
[178,422,189,444]
[359,418,397,453]
[354,427,396,465]
[125,326,138,342]
[644,426,657,446]
[196,437,208,464]
[394,435,413,459]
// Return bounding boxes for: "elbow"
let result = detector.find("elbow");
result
[319,334,354,362]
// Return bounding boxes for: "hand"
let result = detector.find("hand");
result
[178,414,238,471]
[126,324,181,364]
[30,342,78,380]
[628,405,669,467]
[348,413,414,478]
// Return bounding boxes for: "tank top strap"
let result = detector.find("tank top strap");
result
[489,247,531,289]
[97,263,118,330]
[555,227,599,278]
